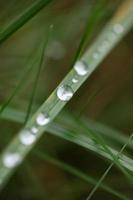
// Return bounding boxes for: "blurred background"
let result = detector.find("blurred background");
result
[0,0,133,199]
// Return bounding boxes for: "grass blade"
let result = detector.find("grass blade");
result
[24,25,53,124]
[0,106,133,172]
[35,150,132,200]
[0,0,132,188]
[0,0,52,44]
[86,134,133,200]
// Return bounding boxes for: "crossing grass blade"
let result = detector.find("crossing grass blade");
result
[86,134,133,200]
[34,150,132,200]
[0,106,133,172]
[70,0,107,68]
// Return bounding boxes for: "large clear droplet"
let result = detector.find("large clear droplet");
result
[36,113,50,126]
[19,129,36,145]
[57,85,74,101]
[74,61,88,76]
[2,152,22,168]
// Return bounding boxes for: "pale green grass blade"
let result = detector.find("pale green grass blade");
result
[0,1,133,188]
[1,107,133,151]
[0,106,133,172]
[35,150,131,200]
[86,134,133,200]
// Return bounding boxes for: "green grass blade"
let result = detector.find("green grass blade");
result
[0,45,44,116]
[35,150,132,200]
[70,0,107,67]
[75,116,133,184]
[0,106,133,172]
[24,25,53,124]
[86,134,133,200]
[0,0,52,44]
[0,1,133,188]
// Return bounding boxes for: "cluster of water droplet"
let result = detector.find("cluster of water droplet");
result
[72,60,89,84]
[2,112,51,168]
[56,60,90,102]
[92,23,124,59]
[2,23,124,171]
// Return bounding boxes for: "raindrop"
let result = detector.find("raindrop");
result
[98,40,109,52]
[93,52,99,59]
[19,129,36,145]
[74,61,88,76]
[72,77,78,83]
[2,152,22,168]
[31,127,38,134]
[113,24,124,34]
[57,85,74,101]
[36,113,50,126]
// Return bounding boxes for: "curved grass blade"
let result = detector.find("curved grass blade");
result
[74,116,133,184]
[24,25,53,124]
[0,31,51,116]
[0,0,52,44]
[0,0,132,189]
[35,150,131,200]
[86,134,133,200]
[70,0,107,68]
[0,106,133,172]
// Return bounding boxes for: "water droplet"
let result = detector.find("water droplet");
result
[113,24,124,34]
[36,113,50,126]
[98,40,109,52]
[31,127,38,134]
[93,52,99,59]
[2,152,22,168]
[74,61,88,76]
[19,129,36,145]
[57,85,74,101]
[72,77,78,83]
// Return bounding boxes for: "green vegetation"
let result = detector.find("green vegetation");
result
[0,0,133,199]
